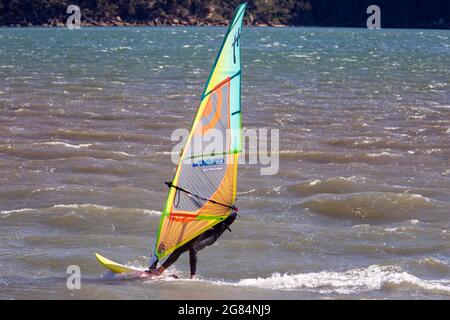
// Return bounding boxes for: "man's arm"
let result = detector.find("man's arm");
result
[215,211,238,233]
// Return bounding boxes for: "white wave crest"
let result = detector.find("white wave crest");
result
[366,151,397,158]
[110,151,133,157]
[34,141,92,149]
[53,204,161,215]
[0,208,34,216]
[218,265,450,295]
[2,205,161,216]
[142,209,162,216]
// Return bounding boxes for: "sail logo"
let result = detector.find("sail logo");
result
[192,158,225,168]
[232,28,241,64]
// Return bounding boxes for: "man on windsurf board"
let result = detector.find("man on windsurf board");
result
[145,211,237,279]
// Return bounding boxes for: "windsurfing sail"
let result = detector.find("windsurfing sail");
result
[150,3,247,263]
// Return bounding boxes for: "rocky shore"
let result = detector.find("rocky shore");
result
[7,16,287,28]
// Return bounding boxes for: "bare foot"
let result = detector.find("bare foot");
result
[141,269,159,278]
[143,266,165,278]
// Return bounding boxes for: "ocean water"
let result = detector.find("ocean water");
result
[0,26,449,299]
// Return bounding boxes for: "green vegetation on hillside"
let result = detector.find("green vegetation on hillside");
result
[0,0,448,28]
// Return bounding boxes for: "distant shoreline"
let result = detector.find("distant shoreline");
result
[2,20,448,30]
[2,18,289,28]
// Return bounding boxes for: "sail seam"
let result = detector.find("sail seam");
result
[203,71,241,99]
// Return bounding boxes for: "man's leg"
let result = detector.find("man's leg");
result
[185,230,221,278]
[151,242,190,276]
[189,248,197,278]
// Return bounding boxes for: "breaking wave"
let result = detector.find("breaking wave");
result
[0,142,133,160]
[287,176,370,196]
[33,141,92,149]
[0,204,161,217]
[297,192,441,221]
[221,265,450,295]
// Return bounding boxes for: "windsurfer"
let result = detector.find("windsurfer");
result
[145,211,237,279]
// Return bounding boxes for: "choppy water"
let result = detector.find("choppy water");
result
[0,27,449,299]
